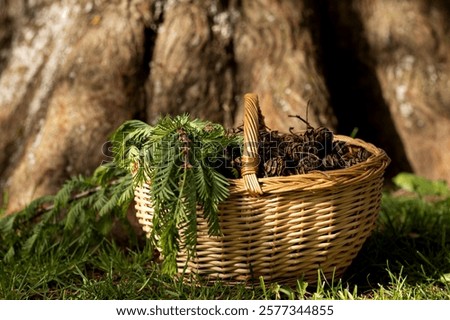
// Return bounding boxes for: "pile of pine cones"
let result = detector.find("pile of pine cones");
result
[225,115,371,179]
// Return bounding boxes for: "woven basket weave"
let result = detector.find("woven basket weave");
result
[134,93,390,285]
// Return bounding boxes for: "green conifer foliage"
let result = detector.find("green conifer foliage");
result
[111,116,241,274]
[1,115,242,275]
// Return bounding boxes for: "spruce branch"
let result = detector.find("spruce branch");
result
[119,115,240,274]
[1,114,242,276]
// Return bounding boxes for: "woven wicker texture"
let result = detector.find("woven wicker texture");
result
[134,93,390,285]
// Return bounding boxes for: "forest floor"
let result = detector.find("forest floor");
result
[1,177,450,299]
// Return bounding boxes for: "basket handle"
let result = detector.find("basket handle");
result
[242,93,264,195]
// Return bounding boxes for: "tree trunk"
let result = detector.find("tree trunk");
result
[314,0,450,182]
[356,0,450,182]
[1,0,449,214]
[146,0,335,128]
[0,0,150,213]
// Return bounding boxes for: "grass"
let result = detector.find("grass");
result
[1,185,450,299]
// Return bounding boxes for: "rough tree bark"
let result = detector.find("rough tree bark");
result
[0,0,150,213]
[315,0,450,184]
[1,0,449,214]
[146,0,335,128]
[356,0,450,182]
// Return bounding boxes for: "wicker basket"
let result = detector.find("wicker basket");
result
[134,93,390,285]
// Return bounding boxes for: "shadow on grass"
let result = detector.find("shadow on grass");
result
[342,193,450,292]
